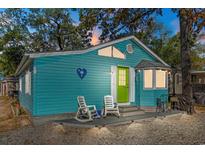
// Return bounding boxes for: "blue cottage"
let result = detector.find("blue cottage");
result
[15,35,170,116]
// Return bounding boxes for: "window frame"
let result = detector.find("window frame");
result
[155,70,168,89]
[143,69,168,90]
[98,46,126,59]
[118,69,126,86]
[143,69,154,89]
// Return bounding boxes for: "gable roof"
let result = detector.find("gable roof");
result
[136,59,171,70]
[15,35,170,76]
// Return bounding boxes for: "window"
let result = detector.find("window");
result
[156,70,167,88]
[144,70,153,88]
[143,69,168,89]
[19,77,22,92]
[113,47,125,59]
[98,46,112,57]
[25,70,31,94]
[126,44,133,54]
[118,70,126,86]
[98,46,125,59]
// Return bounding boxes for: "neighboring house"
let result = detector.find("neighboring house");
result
[171,70,205,95]
[0,76,18,96]
[15,35,170,116]
[170,70,205,104]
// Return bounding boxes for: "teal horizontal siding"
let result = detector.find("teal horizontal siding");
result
[31,39,167,116]
[138,71,168,107]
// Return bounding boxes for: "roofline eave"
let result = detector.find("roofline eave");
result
[16,35,170,75]
[136,67,172,71]
[25,35,170,67]
[15,55,30,76]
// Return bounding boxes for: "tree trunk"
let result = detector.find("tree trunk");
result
[57,36,63,51]
[172,68,177,95]
[56,23,63,51]
[179,9,194,114]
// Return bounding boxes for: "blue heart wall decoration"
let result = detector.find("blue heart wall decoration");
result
[76,68,87,80]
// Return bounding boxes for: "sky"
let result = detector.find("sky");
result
[156,8,179,34]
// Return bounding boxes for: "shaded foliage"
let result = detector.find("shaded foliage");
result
[28,9,88,52]
[0,8,92,76]
[79,8,163,43]
[0,9,30,76]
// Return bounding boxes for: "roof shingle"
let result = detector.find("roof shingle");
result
[136,59,170,70]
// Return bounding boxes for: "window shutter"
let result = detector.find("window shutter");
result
[19,77,22,92]
[129,67,135,102]
[111,66,117,102]
[25,73,28,93]
[25,70,31,95]
[28,71,31,95]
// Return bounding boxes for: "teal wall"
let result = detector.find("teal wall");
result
[19,64,33,113]
[20,38,168,116]
[137,71,168,107]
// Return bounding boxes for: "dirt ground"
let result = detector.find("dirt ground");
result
[0,112,205,145]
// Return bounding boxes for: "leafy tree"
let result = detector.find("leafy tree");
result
[191,43,205,70]
[153,33,181,68]
[0,9,30,76]
[0,9,90,76]
[28,9,87,51]
[79,8,162,44]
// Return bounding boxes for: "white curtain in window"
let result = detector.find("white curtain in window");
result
[98,46,125,59]
[144,70,153,88]
[98,46,112,57]
[156,70,166,88]
[113,47,125,59]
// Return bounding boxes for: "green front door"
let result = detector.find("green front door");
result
[117,66,129,103]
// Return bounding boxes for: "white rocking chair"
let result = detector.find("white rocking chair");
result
[75,96,99,122]
[103,95,120,117]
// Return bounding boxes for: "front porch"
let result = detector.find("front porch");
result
[55,110,182,128]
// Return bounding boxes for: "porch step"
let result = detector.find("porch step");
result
[119,106,145,117]
[119,105,140,112]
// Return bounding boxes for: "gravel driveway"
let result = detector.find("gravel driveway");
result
[0,113,205,144]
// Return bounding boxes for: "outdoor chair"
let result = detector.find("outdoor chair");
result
[103,95,120,117]
[75,96,99,122]
[156,94,168,115]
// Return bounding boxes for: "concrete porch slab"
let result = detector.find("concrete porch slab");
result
[55,111,183,128]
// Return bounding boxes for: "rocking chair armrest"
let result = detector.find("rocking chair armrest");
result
[80,107,88,111]
[87,105,96,110]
